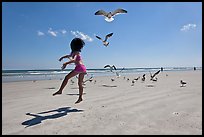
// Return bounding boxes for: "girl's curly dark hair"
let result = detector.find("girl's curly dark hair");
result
[70,38,85,53]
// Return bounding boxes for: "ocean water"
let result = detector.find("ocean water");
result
[2,67,201,82]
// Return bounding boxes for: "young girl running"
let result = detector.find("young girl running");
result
[53,38,87,104]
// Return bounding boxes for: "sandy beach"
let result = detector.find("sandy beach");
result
[2,70,202,135]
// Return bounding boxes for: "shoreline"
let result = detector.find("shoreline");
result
[2,69,202,83]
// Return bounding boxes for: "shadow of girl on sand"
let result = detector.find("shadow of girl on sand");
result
[22,106,84,128]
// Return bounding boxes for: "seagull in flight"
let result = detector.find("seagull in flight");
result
[104,64,117,72]
[104,65,124,77]
[95,8,127,22]
[115,67,125,77]
[96,33,113,47]
[149,70,160,81]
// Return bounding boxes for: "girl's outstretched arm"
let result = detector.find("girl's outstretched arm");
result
[60,52,79,70]
[61,57,76,70]
[59,54,72,61]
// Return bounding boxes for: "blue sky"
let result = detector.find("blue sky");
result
[2,2,202,70]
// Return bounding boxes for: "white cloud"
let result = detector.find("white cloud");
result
[48,28,58,37]
[61,29,67,34]
[71,30,93,42]
[180,24,196,32]
[37,28,67,37]
[37,31,45,36]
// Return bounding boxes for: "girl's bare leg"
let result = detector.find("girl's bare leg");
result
[53,71,78,96]
[75,73,86,104]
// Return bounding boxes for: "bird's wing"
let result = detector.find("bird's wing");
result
[112,65,117,70]
[104,65,111,68]
[111,8,127,16]
[106,33,113,38]
[105,33,113,41]
[152,70,160,78]
[96,35,103,41]
[95,10,108,16]
[182,81,187,84]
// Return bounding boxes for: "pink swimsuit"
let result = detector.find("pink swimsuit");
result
[74,54,86,74]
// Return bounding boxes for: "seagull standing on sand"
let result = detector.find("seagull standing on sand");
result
[96,33,113,47]
[95,8,127,22]
[180,80,187,87]
[111,78,115,82]
[141,74,146,81]
[131,80,135,86]
[134,76,140,81]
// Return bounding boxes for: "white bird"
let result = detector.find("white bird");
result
[96,33,113,47]
[95,8,127,22]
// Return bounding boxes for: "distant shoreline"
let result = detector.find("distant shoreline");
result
[2,66,202,71]
[2,68,202,83]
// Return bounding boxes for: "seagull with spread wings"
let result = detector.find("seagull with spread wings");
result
[96,33,113,47]
[104,64,117,72]
[150,70,160,81]
[95,8,127,22]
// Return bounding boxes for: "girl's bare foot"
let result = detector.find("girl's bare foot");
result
[75,98,83,104]
[53,91,62,96]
